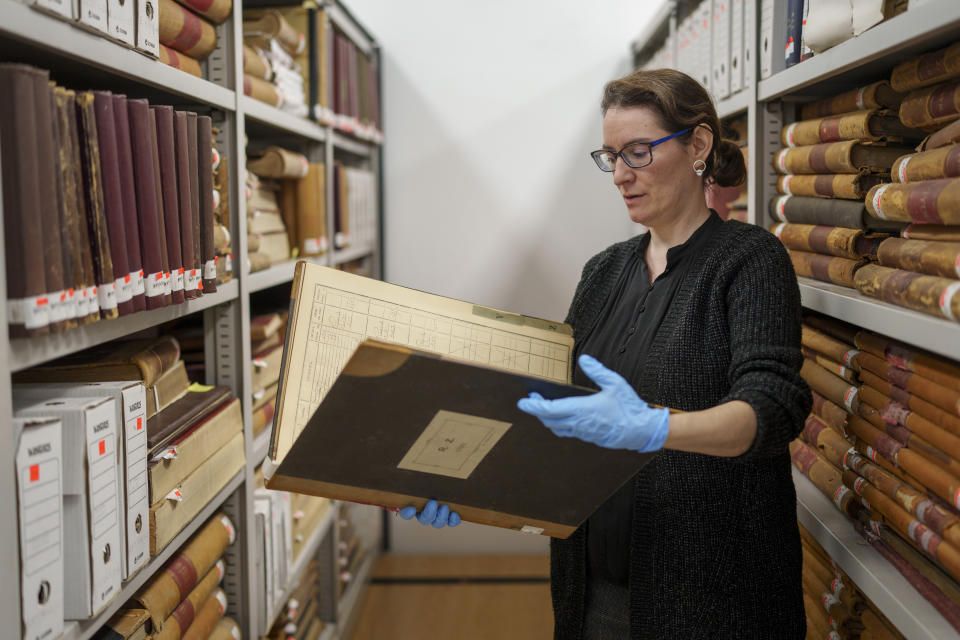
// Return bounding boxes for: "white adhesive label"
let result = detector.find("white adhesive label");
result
[871,184,890,219]
[186,268,201,292]
[843,386,859,412]
[162,271,172,296]
[116,273,134,303]
[216,559,225,579]
[226,254,233,273]
[212,148,221,170]
[842,447,858,470]
[172,269,185,292]
[898,155,912,183]
[220,514,236,543]
[821,592,840,611]
[775,195,790,222]
[215,590,227,613]
[47,290,67,323]
[842,349,860,366]
[521,525,545,535]
[785,122,798,147]
[903,224,914,239]
[955,253,960,279]
[293,509,305,520]
[212,189,220,210]
[939,281,960,321]
[773,223,786,239]
[204,258,217,280]
[165,488,183,502]
[870,520,883,536]
[253,358,267,369]
[776,149,789,173]
[145,272,165,297]
[833,485,850,510]
[7,294,51,329]
[151,447,178,463]
[782,174,793,195]
[84,286,100,315]
[304,237,322,254]
[132,269,145,295]
[856,86,867,110]
[62,288,78,320]
[853,477,866,495]
[98,281,118,310]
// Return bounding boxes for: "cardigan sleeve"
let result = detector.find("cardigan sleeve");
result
[720,231,812,462]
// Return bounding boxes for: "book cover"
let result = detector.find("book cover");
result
[111,94,147,312]
[198,115,218,293]
[153,105,186,304]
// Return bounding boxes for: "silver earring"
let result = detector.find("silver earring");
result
[693,159,706,176]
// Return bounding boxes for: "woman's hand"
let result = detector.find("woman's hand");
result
[398,499,462,528]
[517,354,670,453]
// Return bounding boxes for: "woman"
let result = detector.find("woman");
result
[403,69,811,639]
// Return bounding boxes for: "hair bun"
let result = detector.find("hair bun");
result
[713,139,746,188]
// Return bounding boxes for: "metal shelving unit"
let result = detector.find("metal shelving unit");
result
[1,1,383,638]
[794,468,960,640]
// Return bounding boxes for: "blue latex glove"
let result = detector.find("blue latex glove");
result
[398,499,462,528]
[517,354,670,453]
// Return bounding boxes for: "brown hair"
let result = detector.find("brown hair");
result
[601,68,745,187]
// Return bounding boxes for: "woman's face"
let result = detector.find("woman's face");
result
[601,105,700,228]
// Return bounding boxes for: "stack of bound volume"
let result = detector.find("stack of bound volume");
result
[246,146,313,270]
[792,312,960,631]
[123,513,238,639]
[800,523,906,640]
[771,79,922,290]
[331,27,382,141]
[243,10,309,117]
[332,163,377,251]
[858,42,960,325]
[251,310,285,434]
[159,0,232,78]
[0,64,223,339]
[264,558,326,640]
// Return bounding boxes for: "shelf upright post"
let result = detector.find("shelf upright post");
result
[742,0,759,225]
[372,43,383,281]
[0,125,23,640]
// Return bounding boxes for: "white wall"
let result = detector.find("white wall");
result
[345,0,666,554]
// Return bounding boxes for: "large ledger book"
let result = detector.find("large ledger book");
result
[799,81,904,120]
[780,109,923,147]
[266,264,653,538]
[899,80,960,130]
[773,141,913,174]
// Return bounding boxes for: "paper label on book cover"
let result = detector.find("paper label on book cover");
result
[204,259,217,280]
[186,269,201,291]
[397,410,511,480]
[173,269,185,292]
[131,270,145,296]
[97,281,118,310]
[8,294,51,329]
[115,274,133,303]
[940,281,960,321]
[145,272,165,298]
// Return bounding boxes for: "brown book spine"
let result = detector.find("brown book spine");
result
[922,119,960,152]
[770,195,867,229]
[891,144,960,182]
[790,440,861,518]
[150,109,174,306]
[174,0,230,24]
[801,358,861,413]
[247,146,309,179]
[854,263,960,323]
[48,85,80,329]
[866,178,960,225]
[899,80,960,130]
[33,74,69,332]
[112,94,147,312]
[198,115,217,292]
[153,105,186,304]
[174,112,201,299]
[159,44,203,78]
[902,224,960,242]
[153,562,224,640]
[860,351,960,418]
[181,589,227,640]
[800,81,904,120]
[877,237,960,280]
[187,113,203,291]
[77,92,120,320]
[854,331,960,393]
[858,367,960,439]
[772,223,868,259]
[801,414,851,469]
[811,391,850,437]
[773,141,913,174]
[128,99,170,309]
[242,73,281,106]
[57,88,100,324]
[93,92,136,316]
[801,325,861,370]
[135,514,234,626]
[242,44,272,80]
[781,109,923,148]
[790,250,861,287]
[803,347,857,383]
[295,163,327,256]
[0,64,49,336]
[891,42,960,93]
[159,0,218,60]
[334,163,349,248]
[859,384,960,465]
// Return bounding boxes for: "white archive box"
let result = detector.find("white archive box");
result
[695,1,713,94]
[107,0,136,46]
[15,381,150,580]
[136,0,159,56]
[729,0,744,93]
[712,0,731,99]
[759,0,787,80]
[14,417,64,640]
[30,0,75,20]
[75,0,109,34]
[14,395,122,619]
[743,0,755,88]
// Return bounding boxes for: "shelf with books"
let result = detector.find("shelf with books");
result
[631,0,675,61]
[62,469,245,640]
[247,259,302,293]
[9,280,240,373]
[331,129,373,157]
[242,96,329,142]
[336,548,375,638]
[793,467,960,640]
[716,89,751,120]
[266,505,336,632]
[333,245,375,266]
[0,0,236,111]
[253,421,272,466]
[326,0,374,56]
[757,0,960,102]
[797,277,960,363]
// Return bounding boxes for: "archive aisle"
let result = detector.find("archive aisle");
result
[1,0,383,639]
[634,1,960,638]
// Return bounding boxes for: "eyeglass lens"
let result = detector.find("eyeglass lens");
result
[593,142,653,171]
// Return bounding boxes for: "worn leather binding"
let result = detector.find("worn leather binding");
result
[56,88,100,325]
[800,81,904,120]
[0,64,49,337]
[134,513,234,628]
[49,87,80,330]
[789,250,862,287]
[854,330,960,393]
[296,163,327,256]
[780,109,925,147]
[772,140,914,174]
[891,41,960,93]
[159,44,202,78]
[877,237,960,280]
[777,173,888,200]
[790,440,862,518]
[159,0,218,60]
[772,223,883,260]
[147,385,231,453]
[94,92,135,317]
[801,357,861,413]
[209,618,240,640]
[854,263,960,323]
[173,0,230,24]
[866,178,960,225]
[247,146,309,179]
[12,336,181,386]
[900,79,960,130]
[128,99,170,309]
[112,94,147,312]
[77,92,121,320]
[186,113,204,292]
[149,109,174,306]
[891,144,960,182]
[198,115,218,293]
[173,112,201,299]
[802,325,862,371]
[153,105,186,304]
[181,589,227,640]
[152,563,224,640]
[921,118,960,152]
[242,73,281,106]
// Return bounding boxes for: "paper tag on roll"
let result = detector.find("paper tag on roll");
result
[98,281,119,310]
[215,590,227,613]
[939,281,960,321]
[221,514,236,543]
[204,259,217,280]
[871,184,890,219]
[132,269,145,295]
[898,155,911,183]
[145,272,165,297]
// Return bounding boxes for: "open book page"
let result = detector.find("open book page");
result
[270,263,574,467]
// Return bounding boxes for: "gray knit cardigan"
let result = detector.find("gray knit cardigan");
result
[551,219,811,640]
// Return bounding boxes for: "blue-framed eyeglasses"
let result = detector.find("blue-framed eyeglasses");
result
[590,128,692,172]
